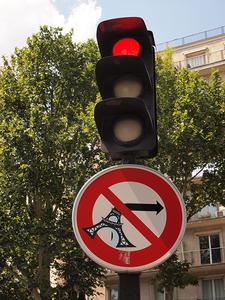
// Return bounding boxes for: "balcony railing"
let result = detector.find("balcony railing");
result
[201,298,225,300]
[177,247,225,267]
[156,25,225,51]
[173,49,225,70]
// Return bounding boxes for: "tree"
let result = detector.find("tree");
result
[152,49,225,299]
[0,26,105,300]
[153,49,225,218]
[155,254,198,300]
[0,267,30,299]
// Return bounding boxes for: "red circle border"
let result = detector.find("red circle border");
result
[72,165,186,272]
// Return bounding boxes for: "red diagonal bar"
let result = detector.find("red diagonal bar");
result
[102,188,168,252]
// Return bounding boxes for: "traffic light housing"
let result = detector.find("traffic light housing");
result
[94,17,157,160]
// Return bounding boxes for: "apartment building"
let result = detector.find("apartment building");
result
[91,26,225,300]
[157,25,225,80]
[100,205,225,300]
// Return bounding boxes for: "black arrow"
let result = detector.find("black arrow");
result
[125,201,164,215]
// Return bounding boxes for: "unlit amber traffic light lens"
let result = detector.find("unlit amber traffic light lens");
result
[113,75,143,98]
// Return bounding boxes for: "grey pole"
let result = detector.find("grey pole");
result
[118,273,140,300]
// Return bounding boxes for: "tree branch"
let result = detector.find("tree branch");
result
[4,261,41,300]
[189,164,208,182]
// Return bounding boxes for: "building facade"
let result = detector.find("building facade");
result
[157,25,225,80]
[101,205,225,300]
[91,26,225,300]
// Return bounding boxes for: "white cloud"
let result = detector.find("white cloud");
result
[65,0,102,42]
[0,0,102,59]
[0,0,64,58]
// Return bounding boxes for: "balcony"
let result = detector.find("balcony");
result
[177,247,225,276]
[189,205,225,223]
[173,49,225,71]
[179,247,225,265]
[201,299,225,300]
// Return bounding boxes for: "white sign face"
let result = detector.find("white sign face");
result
[72,165,186,272]
[93,181,167,250]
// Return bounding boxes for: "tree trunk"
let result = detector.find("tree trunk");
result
[78,292,86,300]
[166,288,174,300]
[31,288,42,300]
[38,234,51,300]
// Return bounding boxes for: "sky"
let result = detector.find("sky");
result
[0,0,225,60]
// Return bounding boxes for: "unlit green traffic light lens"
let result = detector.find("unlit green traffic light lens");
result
[113,118,143,143]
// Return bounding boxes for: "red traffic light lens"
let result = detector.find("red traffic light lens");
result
[113,38,141,56]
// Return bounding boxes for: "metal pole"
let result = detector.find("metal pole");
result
[118,273,140,300]
[118,155,141,300]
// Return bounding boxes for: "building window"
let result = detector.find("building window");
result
[186,52,206,68]
[202,278,225,300]
[199,234,221,264]
[109,288,118,300]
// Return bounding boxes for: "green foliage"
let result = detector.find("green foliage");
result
[152,50,225,218]
[0,26,105,299]
[156,254,198,292]
[154,50,224,299]
[53,246,104,299]
[0,269,30,299]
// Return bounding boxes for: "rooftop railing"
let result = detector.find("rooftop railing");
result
[156,25,225,52]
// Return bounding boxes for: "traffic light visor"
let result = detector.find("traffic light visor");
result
[97,17,153,57]
[94,97,156,157]
[95,56,152,100]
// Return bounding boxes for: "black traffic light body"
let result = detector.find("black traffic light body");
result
[94,17,157,160]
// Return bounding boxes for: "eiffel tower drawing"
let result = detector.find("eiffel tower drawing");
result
[83,208,135,248]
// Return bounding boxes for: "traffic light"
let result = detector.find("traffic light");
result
[94,17,157,160]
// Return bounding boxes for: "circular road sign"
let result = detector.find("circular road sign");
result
[72,165,186,272]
